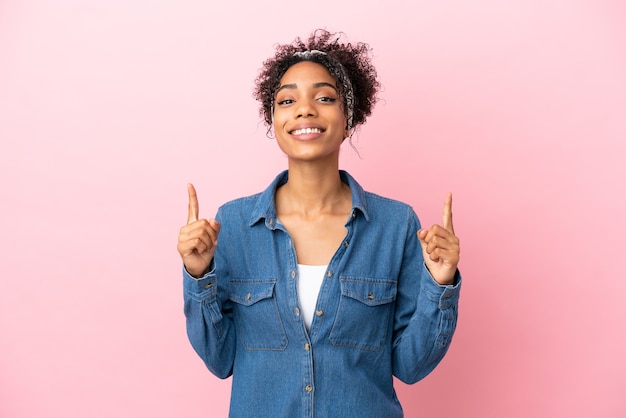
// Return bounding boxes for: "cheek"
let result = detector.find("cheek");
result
[272,109,288,127]
[333,111,348,130]
[274,133,291,154]
[272,121,290,143]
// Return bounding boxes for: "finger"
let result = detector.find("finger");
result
[185,219,220,252]
[442,192,454,234]
[187,183,199,224]
[209,219,222,246]
[427,249,441,263]
[428,247,459,266]
[423,224,453,242]
[417,228,430,257]
[179,224,212,252]
[426,235,459,254]
[181,237,209,255]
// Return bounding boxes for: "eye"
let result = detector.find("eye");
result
[276,99,295,106]
[317,96,337,103]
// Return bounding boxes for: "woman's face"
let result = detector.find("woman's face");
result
[272,61,347,164]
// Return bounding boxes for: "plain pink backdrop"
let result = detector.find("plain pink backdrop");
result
[1,1,625,417]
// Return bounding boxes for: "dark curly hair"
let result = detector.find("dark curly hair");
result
[254,29,380,132]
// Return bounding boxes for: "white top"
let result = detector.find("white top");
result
[297,264,327,332]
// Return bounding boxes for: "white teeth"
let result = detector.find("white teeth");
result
[292,128,322,135]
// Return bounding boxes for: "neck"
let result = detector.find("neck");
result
[277,161,350,216]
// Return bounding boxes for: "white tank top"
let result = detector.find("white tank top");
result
[297,264,327,331]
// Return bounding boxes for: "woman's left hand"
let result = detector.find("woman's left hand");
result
[417,193,460,285]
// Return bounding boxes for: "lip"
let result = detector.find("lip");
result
[288,123,326,140]
[288,123,325,134]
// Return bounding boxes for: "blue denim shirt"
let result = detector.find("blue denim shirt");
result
[183,170,461,418]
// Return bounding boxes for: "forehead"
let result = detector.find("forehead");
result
[279,61,337,85]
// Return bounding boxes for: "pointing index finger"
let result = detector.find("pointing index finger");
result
[187,183,199,224]
[442,192,454,234]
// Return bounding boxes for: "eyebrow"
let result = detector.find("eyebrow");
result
[276,82,338,94]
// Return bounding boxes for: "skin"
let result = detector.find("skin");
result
[177,61,460,285]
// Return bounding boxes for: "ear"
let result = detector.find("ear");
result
[344,124,355,138]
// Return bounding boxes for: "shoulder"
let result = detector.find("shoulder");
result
[219,192,262,210]
[341,170,416,217]
[216,170,287,221]
[216,193,262,219]
[363,191,420,226]
[363,190,414,212]
[340,170,421,228]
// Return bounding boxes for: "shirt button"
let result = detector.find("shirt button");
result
[326,271,333,278]
[344,240,349,247]
[291,270,296,279]
[316,310,324,317]
[304,343,310,351]
[246,292,251,301]
[305,385,313,393]
[295,307,300,316]
[368,292,374,300]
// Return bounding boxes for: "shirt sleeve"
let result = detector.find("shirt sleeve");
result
[182,212,237,379]
[391,208,462,384]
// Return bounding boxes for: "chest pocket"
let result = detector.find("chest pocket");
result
[330,277,397,351]
[229,279,288,350]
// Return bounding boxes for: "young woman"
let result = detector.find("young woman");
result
[177,30,461,417]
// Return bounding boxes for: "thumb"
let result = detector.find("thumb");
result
[209,219,222,247]
[418,228,439,265]
[417,229,428,252]
[209,219,221,235]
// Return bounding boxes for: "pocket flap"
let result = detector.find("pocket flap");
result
[340,277,397,306]
[229,280,276,306]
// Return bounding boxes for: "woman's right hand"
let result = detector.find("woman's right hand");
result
[177,183,221,278]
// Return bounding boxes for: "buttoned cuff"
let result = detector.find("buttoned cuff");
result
[183,263,217,298]
[422,267,461,309]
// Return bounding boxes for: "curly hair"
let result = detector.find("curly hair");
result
[253,29,380,132]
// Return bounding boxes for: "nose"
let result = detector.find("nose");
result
[295,98,317,119]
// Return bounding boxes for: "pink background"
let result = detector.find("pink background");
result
[1,1,625,417]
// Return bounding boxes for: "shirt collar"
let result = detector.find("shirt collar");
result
[249,170,370,228]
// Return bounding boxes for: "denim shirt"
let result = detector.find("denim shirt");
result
[183,170,461,418]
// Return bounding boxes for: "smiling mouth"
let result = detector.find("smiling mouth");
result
[290,128,323,135]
